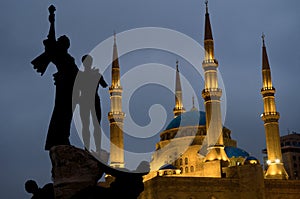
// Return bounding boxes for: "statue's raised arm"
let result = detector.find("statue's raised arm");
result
[31,5,57,75]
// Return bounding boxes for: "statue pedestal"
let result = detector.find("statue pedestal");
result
[50,145,107,199]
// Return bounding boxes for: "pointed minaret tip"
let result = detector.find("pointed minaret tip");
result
[173,60,185,117]
[262,33,270,70]
[204,0,213,40]
[175,60,182,91]
[192,96,195,107]
[191,96,198,111]
[112,31,120,69]
[262,32,265,47]
[113,31,117,44]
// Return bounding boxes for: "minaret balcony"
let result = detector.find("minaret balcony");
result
[108,112,125,123]
[261,112,280,122]
[109,89,123,96]
[261,87,275,95]
[109,86,123,91]
[202,59,218,68]
[108,111,125,117]
[173,107,185,111]
[202,88,222,101]
[203,59,218,64]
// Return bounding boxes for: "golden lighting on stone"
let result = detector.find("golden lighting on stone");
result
[260,35,288,180]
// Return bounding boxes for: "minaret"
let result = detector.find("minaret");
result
[260,34,288,179]
[202,1,229,164]
[108,33,125,168]
[173,61,185,117]
[191,96,197,111]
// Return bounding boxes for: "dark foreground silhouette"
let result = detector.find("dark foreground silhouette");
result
[25,175,144,199]
[70,154,148,199]
[29,5,148,199]
[71,175,144,199]
[31,5,78,150]
[25,180,54,199]
[25,146,148,199]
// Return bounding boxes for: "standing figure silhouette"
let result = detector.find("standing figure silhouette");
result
[77,55,108,152]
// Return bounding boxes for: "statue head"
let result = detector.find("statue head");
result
[57,35,70,51]
[25,180,38,194]
[82,54,93,69]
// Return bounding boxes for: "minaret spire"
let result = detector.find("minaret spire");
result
[204,0,213,41]
[192,96,195,108]
[260,35,288,179]
[203,0,216,64]
[262,33,265,45]
[112,32,119,69]
[205,0,208,13]
[190,96,198,111]
[173,60,185,117]
[262,33,270,70]
[202,1,229,174]
[108,33,125,168]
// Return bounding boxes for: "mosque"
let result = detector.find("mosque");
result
[105,2,300,199]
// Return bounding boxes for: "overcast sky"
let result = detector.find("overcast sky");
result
[1,0,300,198]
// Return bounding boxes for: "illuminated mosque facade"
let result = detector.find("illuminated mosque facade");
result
[106,2,300,199]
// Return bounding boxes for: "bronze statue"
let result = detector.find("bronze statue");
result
[31,5,78,150]
[29,5,149,199]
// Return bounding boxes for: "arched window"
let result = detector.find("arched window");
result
[180,167,183,173]
[185,157,188,165]
[190,166,194,172]
[180,158,183,165]
[185,167,188,173]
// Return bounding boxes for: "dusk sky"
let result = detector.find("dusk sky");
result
[1,0,300,198]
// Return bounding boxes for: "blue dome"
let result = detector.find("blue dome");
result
[165,110,206,130]
[245,156,258,161]
[244,156,260,164]
[159,164,177,170]
[224,146,249,158]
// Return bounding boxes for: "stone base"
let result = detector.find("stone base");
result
[49,145,148,199]
[50,145,107,199]
[265,163,288,179]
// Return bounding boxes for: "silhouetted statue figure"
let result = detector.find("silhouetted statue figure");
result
[76,55,108,152]
[25,180,54,199]
[31,5,78,150]
[29,5,148,199]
